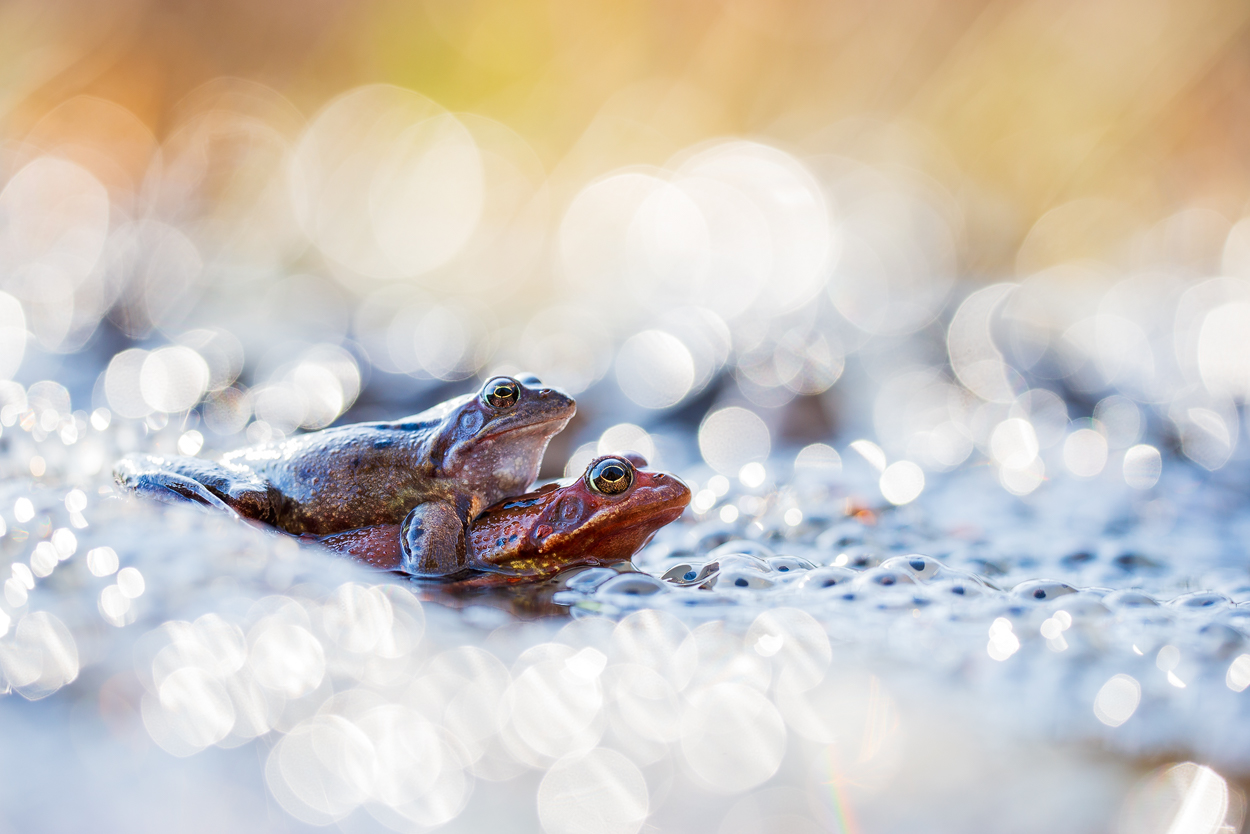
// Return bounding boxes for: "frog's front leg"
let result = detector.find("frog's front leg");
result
[310,526,404,570]
[114,454,275,523]
[400,500,472,577]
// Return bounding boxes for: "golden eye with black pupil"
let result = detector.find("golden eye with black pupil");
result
[588,458,632,495]
[483,378,520,409]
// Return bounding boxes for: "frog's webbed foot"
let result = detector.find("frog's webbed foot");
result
[400,501,471,577]
[114,454,273,523]
[113,459,238,516]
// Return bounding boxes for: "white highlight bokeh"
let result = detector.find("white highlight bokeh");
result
[699,407,770,474]
[1093,674,1140,727]
[1123,444,1162,490]
[537,748,649,834]
[292,85,483,280]
[680,682,786,793]
[880,461,925,505]
[615,330,695,409]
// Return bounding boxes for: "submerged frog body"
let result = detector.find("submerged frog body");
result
[317,454,691,582]
[115,376,575,546]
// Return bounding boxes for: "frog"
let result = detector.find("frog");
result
[114,375,576,547]
[313,453,691,583]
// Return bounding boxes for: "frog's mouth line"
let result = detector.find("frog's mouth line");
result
[479,410,574,442]
[571,502,689,558]
[539,483,689,547]
[619,484,692,522]
[539,501,688,559]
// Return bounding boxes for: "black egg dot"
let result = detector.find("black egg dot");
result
[683,571,696,581]
[735,578,748,587]
[1034,589,1046,599]
[778,566,789,572]
[910,559,926,571]
[952,586,965,595]
[842,593,856,601]
[880,576,895,585]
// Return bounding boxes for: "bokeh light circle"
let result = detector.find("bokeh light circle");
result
[537,748,649,834]
[615,330,695,409]
[140,346,211,413]
[699,407,770,474]
[680,682,786,793]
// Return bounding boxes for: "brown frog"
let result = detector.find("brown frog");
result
[115,376,575,565]
[316,454,691,583]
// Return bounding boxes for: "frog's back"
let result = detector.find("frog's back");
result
[230,418,442,534]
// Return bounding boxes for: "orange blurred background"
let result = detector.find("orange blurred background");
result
[6,0,1250,277]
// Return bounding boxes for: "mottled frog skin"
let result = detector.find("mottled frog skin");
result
[114,376,575,539]
[316,454,691,582]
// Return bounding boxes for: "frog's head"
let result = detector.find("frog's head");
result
[487,455,690,574]
[431,375,575,503]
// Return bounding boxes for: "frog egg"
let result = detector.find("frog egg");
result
[692,527,738,555]
[660,562,720,587]
[1102,589,1161,609]
[1166,591,1231,611]
[661,563,697,584]
[833,546,881,569]
[1194,623,1245,658]
[1011,579,1078,602]
[706,540,777,564]
[814,522,867,551]
[645,538,694,559]
[715,553,772,575]
[871,589,934,611]
[596,573,668,603]
[766,555,815,575]
[661,591,736,613]
[879,554,943,582]
[930,577,992,598]
[564,567,619,592]
[851,567,918,592]
[708,567,774,590]
[1111,552,1166,574]
[1059,550,1097,569]
[798,566,858,592]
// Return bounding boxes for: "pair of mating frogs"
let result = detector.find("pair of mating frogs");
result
[115,376,690,584]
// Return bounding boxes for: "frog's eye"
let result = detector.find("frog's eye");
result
[588,457,633,495]
[483,378,520,409]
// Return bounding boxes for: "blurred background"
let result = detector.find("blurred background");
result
[4,0,1250,491]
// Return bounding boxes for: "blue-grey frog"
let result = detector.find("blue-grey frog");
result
[115,376,576,565]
